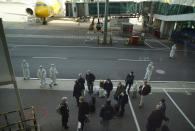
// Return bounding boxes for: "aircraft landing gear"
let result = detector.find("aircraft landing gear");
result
[42,18,47,25]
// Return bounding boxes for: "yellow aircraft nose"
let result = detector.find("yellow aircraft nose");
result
[34,2,50,18]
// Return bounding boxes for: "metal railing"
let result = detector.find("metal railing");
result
[0,106,39,131]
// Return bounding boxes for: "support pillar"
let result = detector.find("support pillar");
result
[160,20,165,38]
[103,0,109,45]
[72,2,77,18]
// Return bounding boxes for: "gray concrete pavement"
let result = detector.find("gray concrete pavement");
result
[0,78,195,131]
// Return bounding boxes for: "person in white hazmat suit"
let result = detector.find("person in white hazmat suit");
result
[169,44,176,58]
[37,65,47,87]
[49,64,58,88]
[144,62,154,81]
[21,59,30,80]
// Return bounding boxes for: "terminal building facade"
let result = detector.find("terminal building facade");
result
[66,0,195,48]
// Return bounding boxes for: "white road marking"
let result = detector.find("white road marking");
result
[163,89,195,130]
[185,90,192,95]
[155,39,170,49]
[155,69,166,75]
[127,93,141,131]
[32,57,67,60]
[118,59,150,62]
[14,44,169,51]
[153,87,195,90]
[146,81,195,84]
[144,41,154,48]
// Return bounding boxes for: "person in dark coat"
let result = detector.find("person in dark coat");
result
[59,97,69,129]
[100,99,114,131]
[85,70,96,95]
[78,96,89,131]
[125,72,134,94]
[159,99,169,121]
[146,104,169,131]
[77,73,85,95]
[103,79,113,98]
[73,80,82,106]
[117,91,128,117]
[138,80,151,108]
[114,82,126,101]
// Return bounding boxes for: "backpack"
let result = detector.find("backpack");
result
[56,104,61,115]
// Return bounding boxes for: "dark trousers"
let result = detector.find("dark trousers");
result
[125,82,132,93]
[79,118,86,131]
[119,104,125,116]
[106,90,111,98]
[79,115,87,131]
[80,120,85,131]
[87,82,93,94]
[62,117,68,128]
[101,119,110,131]
[75,96,80,106]
[146,123,156,131]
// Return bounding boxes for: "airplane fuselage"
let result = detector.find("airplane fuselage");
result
[34,0,61,24]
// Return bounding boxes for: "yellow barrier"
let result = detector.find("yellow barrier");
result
[0,106,38,131]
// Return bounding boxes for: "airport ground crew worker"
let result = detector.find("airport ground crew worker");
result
[21,59,30,80]
[144,62,154,81]
[169,44,176,59]
[37,65,47,87]
[49,64,58,88]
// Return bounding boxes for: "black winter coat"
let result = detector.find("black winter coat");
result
[73,83,82,98]
[125,74,134,84]
[60,103,69,121]
[78,102,89,122]
[138,84,151,96]
[103,81,113,91]
[147,109,167,129]
[78,77,85,90]
[100,105,114,120]
[86,73,95,84]
[114,85,125,100]
[119,94,128,105]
